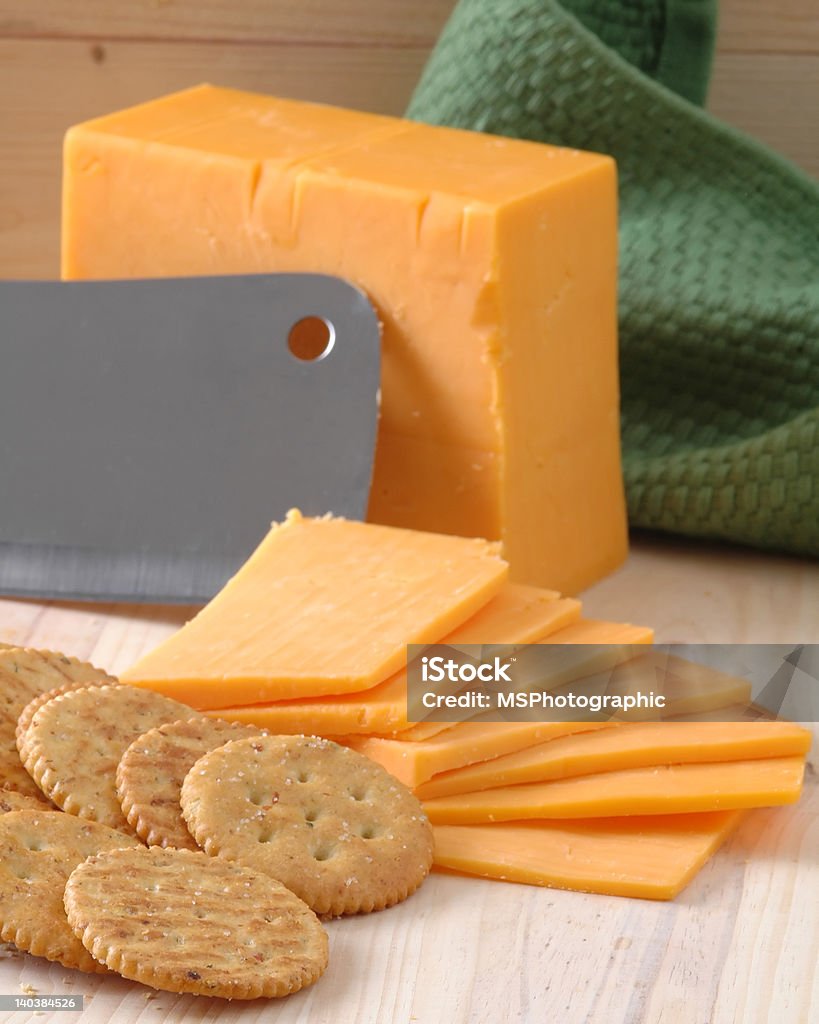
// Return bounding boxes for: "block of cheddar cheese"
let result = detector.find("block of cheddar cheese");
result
[432,811,745,899]
[122,509,507,707]
[421,756,806,824]
[62,84,626,593]
[208,582,581,735]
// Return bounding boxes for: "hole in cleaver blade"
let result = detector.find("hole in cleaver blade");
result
[0,273,381,603]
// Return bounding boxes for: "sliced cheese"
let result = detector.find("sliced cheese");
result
[62,83,627,593]
[346,722,612,789]
[416,720,813,800]
[422,756,805,824]
[542,619,655,645]
[340,619,658,782]
[669,703,776,722]
[607,653,754,719]
[529,653,753,724]
[209,583,580,734]
[394,615,655,740]
[432,811,745,900]
[393,722,464,742]
[123,509,506,707]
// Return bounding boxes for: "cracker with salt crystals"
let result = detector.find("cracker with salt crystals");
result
[116,717,262,850]
[16,677,113,746]
[181,734,433,916]
[0,810,139,972]
[64,846,328,998]
[0,648,114,802]
[19,684,199,834]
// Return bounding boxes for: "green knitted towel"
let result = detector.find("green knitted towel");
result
[407,0,819,557]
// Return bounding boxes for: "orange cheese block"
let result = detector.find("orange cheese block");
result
[122,509,507,708]
[432,811,745,899]
[422,756,805,824]
[416,720,813,800]
[62,83,626,594]
[209,583,580,734]
[346,721,612,789]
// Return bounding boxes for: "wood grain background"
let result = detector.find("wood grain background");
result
[0,0,817,280]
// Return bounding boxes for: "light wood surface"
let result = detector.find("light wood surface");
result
[0,0,817,279]
[0,537,816,1024]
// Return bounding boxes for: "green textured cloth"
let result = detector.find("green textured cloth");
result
[407,0,819,557]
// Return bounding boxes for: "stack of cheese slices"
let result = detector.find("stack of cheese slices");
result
[123,511,811,901]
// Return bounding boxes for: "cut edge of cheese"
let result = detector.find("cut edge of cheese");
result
[123,509,507,708]
[416,721,813,800]
[346,721,614,789]
[208,584,581,734]
[421,756,806,824]
[431,811,746,900]
[363,615,656,743]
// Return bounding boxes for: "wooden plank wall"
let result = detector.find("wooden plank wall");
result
[1,0,816,279]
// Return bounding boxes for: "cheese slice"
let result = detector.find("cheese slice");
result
[422,756,805,824]
[123,509,507,707]
[394,722,467,742]
[541,619,655,645]
[432,811,745,899]
[416,720,813,799]
[346,721,613,789]
[528,652,753,725]
[209,583,580,734]
[341,619,659,783]
[393,615,655,741]
[62,83,626,594]
[605,654,754,719]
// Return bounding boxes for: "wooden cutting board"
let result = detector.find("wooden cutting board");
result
[0,536,817,1024]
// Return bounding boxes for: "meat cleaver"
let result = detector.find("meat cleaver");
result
[0,273,380,603]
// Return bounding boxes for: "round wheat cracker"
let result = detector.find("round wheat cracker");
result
[116,717,263,850]
[0,810,139,972]
[16,676,114,746]
[64,846,328,998]
[181,734,434,916]
[19,684,200,833]
[0,647,114,802]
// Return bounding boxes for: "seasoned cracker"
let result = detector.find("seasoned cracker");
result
[19,684,199,834]
[64,846,328,998]
[116,718,262,850]
[0,810,139,972]
[181,734,434,916]
[16,677,112,746]
[0,790,50,814]
[0,648,114,802]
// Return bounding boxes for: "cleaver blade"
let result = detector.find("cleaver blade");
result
[0,273,380,603]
